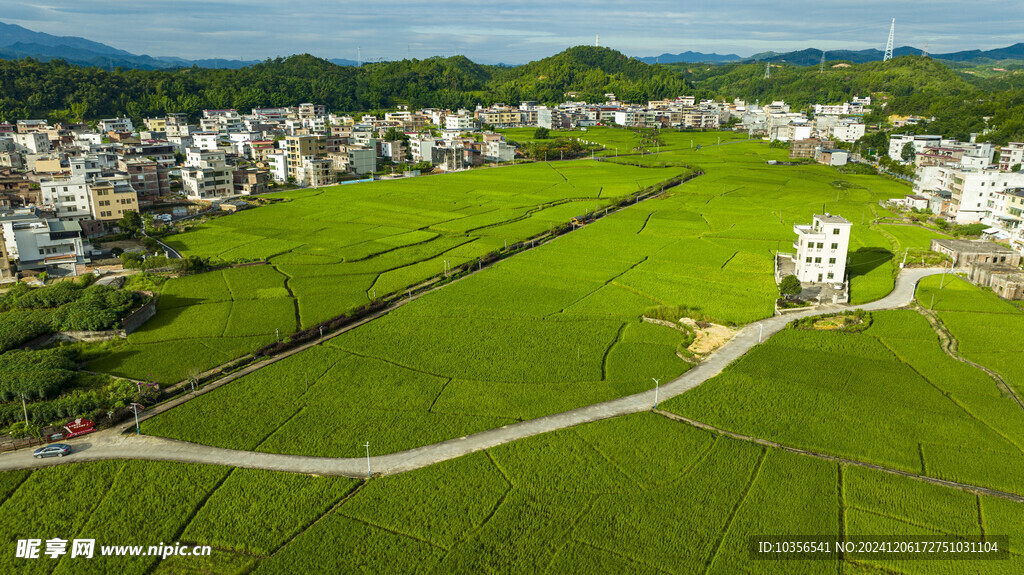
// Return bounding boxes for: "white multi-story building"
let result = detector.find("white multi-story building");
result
[13,132,50,154]
[192,132,219,151]
[296,156,332,187]
[791,214,852,284]
[39,176,92,221]
[0,209,89,276]
[942,169,1024,223]
[485,140,516,162]
[98,117,134,133]
[444,114,477,132]
[830,122,866,143]
[264,150,288,182]
[181,148,232,200]
[999,143,1024,171]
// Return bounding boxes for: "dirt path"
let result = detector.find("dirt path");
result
[652,409,1024,504]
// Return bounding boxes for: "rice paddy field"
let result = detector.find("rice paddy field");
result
[916,274,1024,396]
[2,413,1019,574]
[139,135,931,456]
[665,308,1024,497]
[87,160,686,383]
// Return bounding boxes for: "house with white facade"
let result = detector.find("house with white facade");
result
[39,176,92,221]
[791,214,852,284]
[999,143,1024,172]
[181,148,233,200]
[0,209,89,276]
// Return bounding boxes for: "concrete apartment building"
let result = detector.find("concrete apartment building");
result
[285,135,326,181]
[39,176,92,221]
[118,157,170,200]
[792,214,852,283]
[181,148,233,200]
[790,138,833,159]
[233,168,269,195]
[88,177,139,223]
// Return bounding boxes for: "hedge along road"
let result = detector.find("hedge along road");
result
[0,267,946,476]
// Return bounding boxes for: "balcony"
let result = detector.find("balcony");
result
[793,224,825,239]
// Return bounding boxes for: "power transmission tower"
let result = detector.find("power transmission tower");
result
[764,63,770,79]
[358,47,362,67]
[922,42,929,57]
[884,18,895,61]
[595,34,599,47]
[819,51,826,73]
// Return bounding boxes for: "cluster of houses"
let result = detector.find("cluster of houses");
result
[879,135,1024,251]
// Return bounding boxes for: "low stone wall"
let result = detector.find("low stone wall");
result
[122,295,158,335]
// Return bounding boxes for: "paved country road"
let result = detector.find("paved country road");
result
[0,268,946,478]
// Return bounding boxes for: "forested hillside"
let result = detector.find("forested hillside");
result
[0,47,1021,143]
[0,47,687,123]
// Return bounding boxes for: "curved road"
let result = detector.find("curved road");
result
[0,268,945,477]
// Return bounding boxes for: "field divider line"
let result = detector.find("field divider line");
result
[918,305,1024,412]
[875,330,1024,455]
[146,467,236,575]
[845,503,978,538]
[651,409,1024,504]
[266,480,366,561]
[701,447,766,575]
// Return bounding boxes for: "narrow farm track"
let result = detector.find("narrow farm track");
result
[652,409,1024,504]
[0,269,949,479]
[918,305,1024,411]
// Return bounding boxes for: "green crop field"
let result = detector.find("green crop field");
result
[3,413,1019,574]
[139,135,922,456]
[916,274,1024,396]
[87,160,685,383]
[665,308,1024,496]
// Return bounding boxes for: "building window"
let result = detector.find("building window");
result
[833,228,840,234]
[817,242,824,249]
[831,243,838,249]
[814,257,822,263]
[829,258,836,264]
[827,273,834,279]
[805,257,812,263]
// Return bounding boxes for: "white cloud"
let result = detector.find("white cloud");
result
[1,0,1019,63]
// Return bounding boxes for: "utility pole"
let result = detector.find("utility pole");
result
[364,442,372,478]
[21,393,29,427]
[819,51,826,74]
[652,378,660,408]
[128,403,144,435]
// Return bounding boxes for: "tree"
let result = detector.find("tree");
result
[119,210,143,235]
[1012,164,1022,173]
[900,141,916,163]
[533,127,551,139]
[779,274,802,296]
[383,127,409,143]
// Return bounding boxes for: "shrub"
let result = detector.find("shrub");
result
[780,275,802,296]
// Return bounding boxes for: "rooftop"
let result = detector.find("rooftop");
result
[47,219,81,233]
[813,213,851,225]
[933,238,1017,254]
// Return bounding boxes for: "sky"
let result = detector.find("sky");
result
[1,0,1022,64]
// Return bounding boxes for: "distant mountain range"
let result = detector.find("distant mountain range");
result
[0,21,358,69]
[644,43,1024,66]
[2,19,1023,72]
[637,51,742,64]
